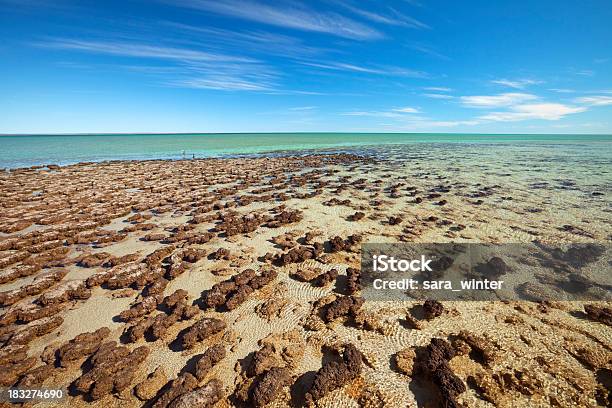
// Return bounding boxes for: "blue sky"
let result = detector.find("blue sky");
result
[1,0,611,134]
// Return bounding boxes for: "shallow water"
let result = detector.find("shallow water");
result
[0,132,610,169]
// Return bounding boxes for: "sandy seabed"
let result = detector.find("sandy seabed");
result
[0,153,610,408]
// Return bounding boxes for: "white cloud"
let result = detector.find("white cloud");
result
[342,111,402,118]
[342,107,420,117]
[411,119,481,127]
[460,93,537,108]
[288,106,316,111]
[300,61,426,77]
[408,44,449,59]
[574,96,612,106]
[165,22,325,59]
[548,88,575,93]
[172,76,271,91]
[40,39,254,62]
[576,69,594,76]
[491,78,542,89]
[479,103,586,121]
[39,38,286,93]
[422,93,453,99]
[339,3,428,29]
[392,106,420,113]
[423,86,451,92]
[168,0,383,40]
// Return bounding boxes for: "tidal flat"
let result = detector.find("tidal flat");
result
[0,141,610,407]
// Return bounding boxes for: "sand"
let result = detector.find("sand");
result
[0,153,610,407]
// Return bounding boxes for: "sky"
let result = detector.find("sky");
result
[1,0,611,134]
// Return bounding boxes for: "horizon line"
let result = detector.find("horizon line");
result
[1,132,612,137]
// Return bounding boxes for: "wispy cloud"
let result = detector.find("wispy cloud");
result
[338,2,429,29]
[166,0,383,40]
[39,38,282,92]
[392,106,420,113]
[574,95,612,106]
[491,78,542,89]
[478,103,586,121]
[173,76,271,91]
[40,38,254,62]
[575,69,594,76]
[288,106,316,111]
[342,106,420,117]
[299,61,427,77]
[548,88,575,93]
[460,92,537,108]
[407,43,449,59]
[164,22,326,59]
[423,86,451,92]
[422,93,453,99]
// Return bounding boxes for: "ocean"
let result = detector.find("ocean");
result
[0,133,611,170]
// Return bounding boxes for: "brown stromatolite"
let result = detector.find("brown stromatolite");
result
[152,373,198,408]
[181,317,226,349]
[168,378,223,408]
[135,366,167,401]
[73,342,149,400]
[57,326,111,366]
[324,295,364,323]
[305,344,363,403]
[251,367,292,407]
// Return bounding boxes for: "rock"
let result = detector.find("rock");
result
[106,262,151,289]
[38,279,91,305]
[74,343,149,400]
[347,212,365,221]
[324,296,364,323]
[195,344,226,381]
[474,256,509,279]
[346,267,361,294]
[267,210,303,228]
[388,216,402,225]
[423,299,444,320]
[57,327,111,366]
[168,378,224,408]
[394,348,416,375]
[8,316,63,345]
[152,373,198,408]
[414,338,465,407]
[306,344,362,403]
[135,366,167,400]
[203,269,276,311]
[251,367,292,407]
[182,318,226,349]
[248,344,282,377]
[329,235,362,253]
[119,295,161,322]
[17,364,55,387]
[291,267,322,282]
[0,269,67,306]
[584,304,612,326]
[454,330,497,367]
[78,252,112,267]
[313,268,338,287]
[0,356,37,386]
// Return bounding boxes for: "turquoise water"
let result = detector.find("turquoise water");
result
[0,133,610,169]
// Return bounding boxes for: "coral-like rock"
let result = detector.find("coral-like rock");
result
[306,344,362,403]
[135,366,167,401]
[182,318,226,349]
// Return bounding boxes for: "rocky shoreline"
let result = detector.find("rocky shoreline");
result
[0,154,610,407]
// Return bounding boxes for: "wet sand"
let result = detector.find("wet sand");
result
[0,152,610,407]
